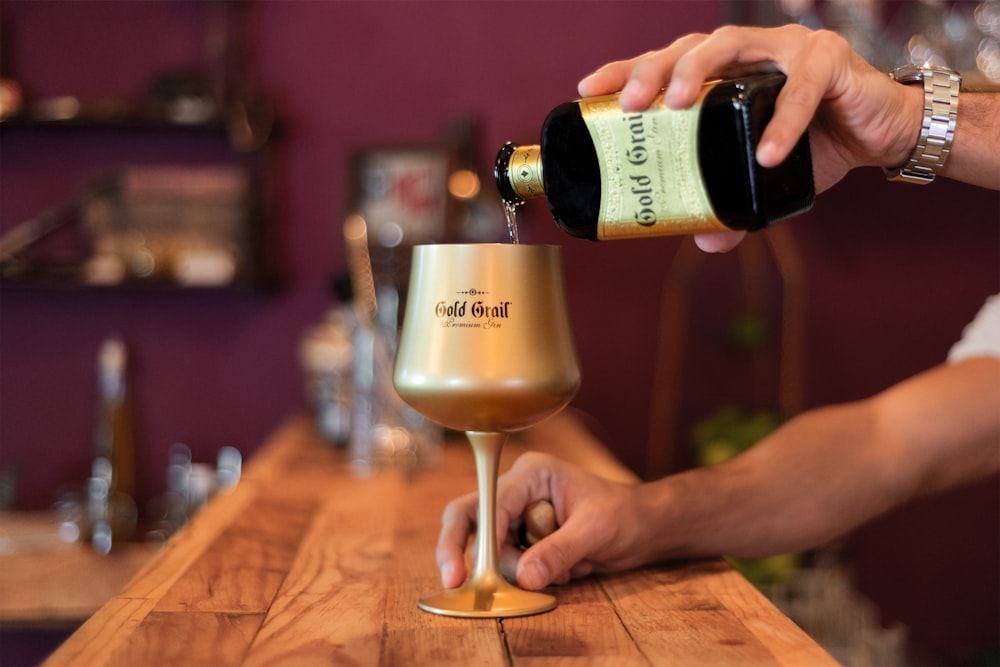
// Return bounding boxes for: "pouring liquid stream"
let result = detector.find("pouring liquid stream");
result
[503,200,520,245]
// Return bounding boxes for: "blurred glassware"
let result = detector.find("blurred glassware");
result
[342,215,441,475]
[300,293,356,448]
[771,0,1000,85]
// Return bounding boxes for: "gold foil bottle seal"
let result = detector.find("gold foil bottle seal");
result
[496,142,545,205]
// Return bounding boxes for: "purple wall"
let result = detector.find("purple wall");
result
[0,0,725,505]
[1,1,997,661]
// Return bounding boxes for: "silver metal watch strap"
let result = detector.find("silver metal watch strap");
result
[884,66,961,184]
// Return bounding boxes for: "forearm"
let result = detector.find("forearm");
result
[942,92,1000,190]
[490,361,997,590]
[637,358,1000,561]
[851,85,998,190]
[873,357,1000,496]
[644,401,899,559]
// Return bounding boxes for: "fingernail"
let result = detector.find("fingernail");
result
[441,562,455,587]
[577,72,599,96]
[756,140,779,167]
[519,559,549,590]
[664,80,689,109]
[620,78,642,101]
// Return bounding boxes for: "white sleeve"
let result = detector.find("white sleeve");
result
[948,294,1000,363]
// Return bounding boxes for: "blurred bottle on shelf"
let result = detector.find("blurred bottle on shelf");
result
[87,336,138,554]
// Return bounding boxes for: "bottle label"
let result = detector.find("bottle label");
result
[579,87,728,239]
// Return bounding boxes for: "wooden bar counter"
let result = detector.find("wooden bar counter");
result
[44,413,837,666]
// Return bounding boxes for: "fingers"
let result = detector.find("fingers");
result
[578,26,834,167]
[578,35,709,112]
[438,453,635,592]
[577,57,636,99]
[671,25,839,166]
[436,453,563,588]
[754,38,837,167]
[436,492,477,588]
[499,541,522,584]
[617,35,705,111]
[666,26,789,101]
[514,512,604,590]
[492,455,553,548]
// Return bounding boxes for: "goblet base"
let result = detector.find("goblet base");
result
[418,579,556,618]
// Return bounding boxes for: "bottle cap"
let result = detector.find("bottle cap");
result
[494,142,544,205]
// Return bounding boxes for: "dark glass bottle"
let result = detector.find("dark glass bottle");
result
[495,72,814,241]
[94,336,136,499]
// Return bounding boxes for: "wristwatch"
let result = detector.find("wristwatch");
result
[884,64,961,184]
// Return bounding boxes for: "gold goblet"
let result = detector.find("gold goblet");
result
[393,243,581,618]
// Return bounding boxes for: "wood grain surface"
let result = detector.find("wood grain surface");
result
[0,513,153,625]
[43,414,837,666]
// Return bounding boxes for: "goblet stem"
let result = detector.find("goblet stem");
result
[467,431,506,593]
[415,429,556,617]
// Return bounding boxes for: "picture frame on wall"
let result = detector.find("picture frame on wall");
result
[348,145,451,248]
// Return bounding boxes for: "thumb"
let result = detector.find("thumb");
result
[514,516,597,590]
[694,230,745,253]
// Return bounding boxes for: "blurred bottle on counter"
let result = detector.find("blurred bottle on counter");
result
[87,336,138,553]
[342,215,441,474]
[495,72,814,241]
[300,274,357,447]
[347,303,442,475]
[145,443,243,545]
[299,264,441,472]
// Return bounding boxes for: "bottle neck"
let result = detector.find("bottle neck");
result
[496,143,545,205]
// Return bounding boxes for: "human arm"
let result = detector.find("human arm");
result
[577,25,1000,250]
[435,357,1000,591]
[940,91,1000,190]
[642,357,1000,562]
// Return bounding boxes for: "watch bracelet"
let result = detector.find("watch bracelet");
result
[885,67,961,184]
